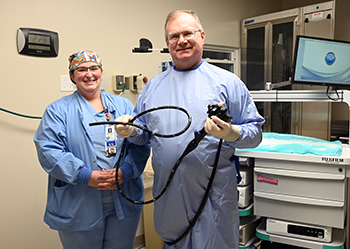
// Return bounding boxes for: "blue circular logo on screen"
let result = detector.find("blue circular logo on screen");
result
[325,52,335,65]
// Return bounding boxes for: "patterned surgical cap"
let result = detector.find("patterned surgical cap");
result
[68,50,102,72]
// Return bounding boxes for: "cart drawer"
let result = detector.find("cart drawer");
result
[254,167,345,201]
[254,192,345,228]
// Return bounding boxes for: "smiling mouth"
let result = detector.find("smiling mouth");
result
[177,47,191,52]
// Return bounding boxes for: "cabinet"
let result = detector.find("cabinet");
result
[235,89,350,248]
[236,143,350,249]
[241,6,300,135]
[238,157,261,248]
[241,0,350,141]
[254,158,346,229]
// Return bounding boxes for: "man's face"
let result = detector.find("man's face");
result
[165,13,205,70]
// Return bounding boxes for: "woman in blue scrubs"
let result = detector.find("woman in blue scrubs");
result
[34,50,150,249]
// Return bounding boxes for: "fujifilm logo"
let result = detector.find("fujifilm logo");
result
[322,157,344,163]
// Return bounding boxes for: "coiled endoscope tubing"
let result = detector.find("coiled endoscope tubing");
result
[89,105,192,204]
[89,104,232,245]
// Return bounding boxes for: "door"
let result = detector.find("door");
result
[241,8,301,133]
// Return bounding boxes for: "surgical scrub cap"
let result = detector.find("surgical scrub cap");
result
[68,50,102,72]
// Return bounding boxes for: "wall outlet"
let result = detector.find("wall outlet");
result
[127,75,138,92]
[60,75,76,92]
[113,75,126,92]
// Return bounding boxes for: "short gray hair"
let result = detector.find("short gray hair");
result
[164,9,204,38]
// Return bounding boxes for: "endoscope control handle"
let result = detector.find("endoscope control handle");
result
[194,127,207,143]
[181,128,207,158]
[207,104,232,122]
[181,104,231,157]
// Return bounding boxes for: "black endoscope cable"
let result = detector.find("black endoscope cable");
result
[89,105,193,205]
[89,104,232,245]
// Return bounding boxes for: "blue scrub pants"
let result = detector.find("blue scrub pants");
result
[58,192,141,249]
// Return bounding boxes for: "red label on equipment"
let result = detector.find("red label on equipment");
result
[257,175,278,185]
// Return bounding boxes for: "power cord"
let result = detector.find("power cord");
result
[117,81,126,96]
[326,86,342,101]
[0,107,42,119]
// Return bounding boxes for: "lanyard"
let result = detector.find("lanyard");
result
[103,106,117,157]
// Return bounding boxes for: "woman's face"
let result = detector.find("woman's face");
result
[70,61,102,97]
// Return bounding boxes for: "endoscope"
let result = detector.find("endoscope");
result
[89,103,233,245]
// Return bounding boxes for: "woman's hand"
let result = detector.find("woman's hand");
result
[97,168,123,190]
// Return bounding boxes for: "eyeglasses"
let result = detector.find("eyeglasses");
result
[168,30,201,44]
[75,66,101,73]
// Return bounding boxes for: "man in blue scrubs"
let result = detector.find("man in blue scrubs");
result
[115,10,265,249]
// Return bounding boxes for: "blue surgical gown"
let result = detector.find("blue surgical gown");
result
[34,91,150,231]
[129,61,265,249]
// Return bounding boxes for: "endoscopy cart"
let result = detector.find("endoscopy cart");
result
[236,90,350,249]
[237,157,262,248]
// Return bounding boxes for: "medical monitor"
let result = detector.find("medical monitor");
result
[291,35,350,89]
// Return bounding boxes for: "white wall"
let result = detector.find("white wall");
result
[0,0,288,248]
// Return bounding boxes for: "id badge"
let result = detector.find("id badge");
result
[105,125,117,157]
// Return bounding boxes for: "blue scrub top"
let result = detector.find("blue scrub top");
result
[34,91,150,231]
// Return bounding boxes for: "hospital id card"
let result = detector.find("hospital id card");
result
[105,125,117,157]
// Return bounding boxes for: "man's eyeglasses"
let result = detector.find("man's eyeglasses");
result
[75,66,101,73]
[168,30,201,44]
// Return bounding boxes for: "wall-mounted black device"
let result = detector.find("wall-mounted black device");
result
[17,27,59,57]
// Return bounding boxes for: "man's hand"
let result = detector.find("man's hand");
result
[204,116,231,138]
[114,115,136,138]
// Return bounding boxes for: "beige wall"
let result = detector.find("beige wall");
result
[3,0,333,248]
[281,0,332,9]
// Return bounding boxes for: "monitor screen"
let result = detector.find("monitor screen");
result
[291,35,350,89]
